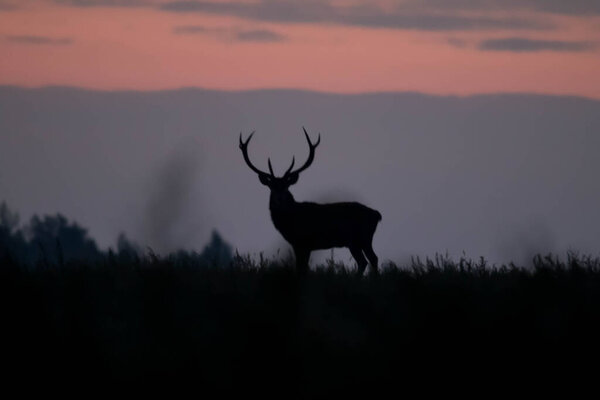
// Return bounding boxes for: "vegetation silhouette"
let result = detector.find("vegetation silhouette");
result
[240,127,382,275]
[3,246,600,392]
[3,203,600,393]
[0,201,232,268]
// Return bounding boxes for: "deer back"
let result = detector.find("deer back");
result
[270,200,381,250]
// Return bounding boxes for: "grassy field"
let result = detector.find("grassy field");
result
[3,251,600,394]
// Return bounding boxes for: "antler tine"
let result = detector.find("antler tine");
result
[287,127,320,176]
[239,130,271,176]
[239,130,255,148]
[284,156,295,176]
[302,126,321,148]
[268,158,275,176]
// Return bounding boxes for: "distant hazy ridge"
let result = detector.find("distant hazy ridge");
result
[1,86,599,264]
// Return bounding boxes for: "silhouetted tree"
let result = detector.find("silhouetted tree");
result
[0,201,19,233]
[0,202,29,264]
[27,213,101,264]
[116,232,142,258]
[1,201,234,268]
[200,230,233,266]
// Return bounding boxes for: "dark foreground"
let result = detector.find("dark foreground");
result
[3,253,600,395]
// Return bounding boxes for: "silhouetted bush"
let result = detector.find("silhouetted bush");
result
[0,202,233,268]
[200,229,233,266]
[2,202,598,393]
[0,202,103,266]
[2,249,600,394]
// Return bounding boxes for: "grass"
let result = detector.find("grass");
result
[2,251,600,394]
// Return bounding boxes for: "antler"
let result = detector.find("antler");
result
[240,128,320,178]
[239,131,272,177]
[284,127,320,177]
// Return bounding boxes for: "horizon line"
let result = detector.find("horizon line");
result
[1,84,598,101]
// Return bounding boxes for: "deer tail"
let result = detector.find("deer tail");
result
[371,209,382,222]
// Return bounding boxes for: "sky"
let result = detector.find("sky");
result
[1,88,599,266]
[1,0,600,97]
[1,1,599,267]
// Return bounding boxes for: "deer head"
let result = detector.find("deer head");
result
[239,127,320,208]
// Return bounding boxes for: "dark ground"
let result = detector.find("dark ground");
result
[2,253,600,396]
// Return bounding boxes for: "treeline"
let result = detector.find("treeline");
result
[2,201,600,391]
[0,201,232,267]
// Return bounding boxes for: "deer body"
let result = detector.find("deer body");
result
[240,128,381,274]
[270,197,381,250]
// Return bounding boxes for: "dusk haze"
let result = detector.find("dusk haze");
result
[2,0,600,393]
[1,0,599,97]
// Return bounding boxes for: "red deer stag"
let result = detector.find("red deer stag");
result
[239,128,382,275]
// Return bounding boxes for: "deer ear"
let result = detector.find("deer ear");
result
[258,174,271,186]
[285,172,299,185]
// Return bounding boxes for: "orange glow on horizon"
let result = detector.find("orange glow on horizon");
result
[1,2,599,98]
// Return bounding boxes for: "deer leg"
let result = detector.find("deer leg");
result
[363,244,379,275]
[349,246,368,276]
[294,247,310,274]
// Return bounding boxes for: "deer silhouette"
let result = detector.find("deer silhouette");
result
[239,128,382,275]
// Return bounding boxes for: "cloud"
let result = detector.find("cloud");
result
[52,0,600,16]
[405,0,600,15]
[0,1,17,11]
[479,37,596,52]
[235,29,285,42]
[173,25,219,34]
[531,0,600,15]
[159,1,554,31]
[54,0,152,7]
[173,25,286,42]
[447,37,468,48]
[52,0,600,20]
[6,35,73,45]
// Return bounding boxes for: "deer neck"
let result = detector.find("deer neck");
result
[269,190,298,239]
[269,189,297,217]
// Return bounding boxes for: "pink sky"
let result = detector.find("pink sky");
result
[1,0,599,97]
